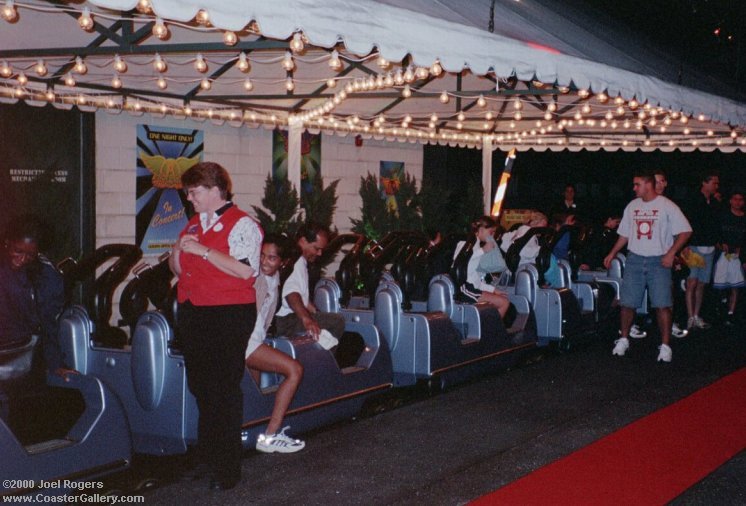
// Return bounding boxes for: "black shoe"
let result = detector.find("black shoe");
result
[209,478,239,491]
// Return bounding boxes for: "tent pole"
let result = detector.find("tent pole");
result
[287,118,302,214]
[482,135,493,215]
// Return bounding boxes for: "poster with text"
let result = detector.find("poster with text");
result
[271,129,321,206]
[136,125,203,256]
[380,161,405,217]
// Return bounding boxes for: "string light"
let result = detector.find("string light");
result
[282,51,295,71]
[326,78,336,88]
[415,66,429,80]
[195,9,210,25]
[0,60,11,77]
[111,74,122,89]
[152,18,168,39]
[16,71,27,85]
[290,33,304,53]
[237,53,251,73]
[223,31,238,46]
[45,87,54,101]
[243,78,254,91]
[78,7,93,31]
[113,55,127,73]
[64,73,76,87]
[401,84,411,98]
[285,76,295,91]
[194,54,208,73]
[157,76,167,89]
[135,0,151,14]
[328,50,341,71]
[200,78,211,90]
[477,95,486,107]
[439,91,449,103]
[34,59,47,77]
[403,66,414,83]
[377,55,390,70]
[74,56,87,75]
[153,53,167,72]
[2,0,18,22]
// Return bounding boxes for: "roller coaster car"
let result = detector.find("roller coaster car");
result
[0,370,131,495]
[315,273,536,388]
[58,294,393,456]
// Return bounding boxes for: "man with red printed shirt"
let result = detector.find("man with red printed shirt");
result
[604,171,691,363]
[169,162,262,491]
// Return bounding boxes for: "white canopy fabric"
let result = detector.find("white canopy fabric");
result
[1,0,744,152]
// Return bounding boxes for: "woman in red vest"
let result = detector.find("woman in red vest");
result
[169,162,262,491]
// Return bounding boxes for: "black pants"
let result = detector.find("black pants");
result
[178,301,256,483]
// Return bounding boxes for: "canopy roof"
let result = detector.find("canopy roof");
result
[1,0,745,152]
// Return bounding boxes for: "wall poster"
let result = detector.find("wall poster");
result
[271,129,321,206]
[379,161,405,216]
[136,125,203,256]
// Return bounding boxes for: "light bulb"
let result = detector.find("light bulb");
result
[485,111,493,120]
[328,50,341,71]
[153,18,168,39]
[194,54,208,73]
[111,75,122,89]
[430,60,442,76]
[628,99,639,109]
[547,102,557,112]
[401,84,411,98]
[16,71,27,85]
[243,78,254,91]
[477,95,486,107]
[513,98,523,110]
[135,0,151,14]
[578,88,589,98]
[157,77,167,89]
[377,56,390,70]
[237,53,251,73]
[0,60,11,77]
[45,88,54,101]
[457,111,465,122]
[74,56,87,75]
[35,60,47,77]
[439,91,449,104]
[430,113,438,122]
[514,111,522,121]
[195,9,210,25]
[200,78,211,90]
[290,32,304,53]
[64,74,76,87]
[223,31,238,46]
[384,73,394,87]
[78,8,93,31]
[403,66,414,83]
[2,0,18,22]
[282,51,295,71]
[153,53,167,72]
[285,77,295,91]
[113,55,127,73]
[581,103,591,114]
[394,69,404,85]
[326,78,336,88]
[184,104,192,116]
[416,66,429,80]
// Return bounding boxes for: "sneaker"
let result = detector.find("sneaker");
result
[657,343,672,362]
[671,322,687,338]
[460,284,481,303]
[612,337,629,357]
[629,324,647,339]
[687,316,697,330]
[256,426,305,454]
[693,316,711,329]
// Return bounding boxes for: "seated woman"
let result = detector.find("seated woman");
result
[500,211,562,288]
[458,216,510,318]
[245,235,305,454]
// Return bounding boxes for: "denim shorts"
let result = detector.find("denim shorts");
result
[687,247,715,283]
[620,253,672,309]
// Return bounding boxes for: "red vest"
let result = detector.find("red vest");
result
[177,205,259,306]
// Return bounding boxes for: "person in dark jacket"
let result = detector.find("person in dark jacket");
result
[682,170,720,330]
[0,216,67,376]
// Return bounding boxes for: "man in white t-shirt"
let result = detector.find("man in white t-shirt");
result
[604,171,692,362]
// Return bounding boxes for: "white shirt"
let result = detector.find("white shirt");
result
[499,225,541,265]
[276,256,308,317]
[617,195,692,256]
[198,207,261,274]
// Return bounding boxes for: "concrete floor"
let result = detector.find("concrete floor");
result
[131,321,745,505]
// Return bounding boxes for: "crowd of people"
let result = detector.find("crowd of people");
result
[2,161,744,492]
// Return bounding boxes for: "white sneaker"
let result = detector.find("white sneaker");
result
[256,426,305,454]
[657,344,672,362]
[693,316,711,329]
[612,337,629,357]
[629,324,647,339]
[671,323,687,339]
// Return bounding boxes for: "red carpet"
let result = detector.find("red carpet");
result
[473,367,746,506]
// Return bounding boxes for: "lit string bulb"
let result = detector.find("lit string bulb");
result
[439,91,449,103]
[64,73,76,87]
[285,76,295,92]
[282,52,295,71]
[135,0,151,14]
[195,9,210,25]
[45,87,54,101]
[401,84,411,98]
[78,8,94,31]
[153,53,167,72]
[113,55,127,73]
[2,0,18,22]
[152,18,168,40]
[157,77,167,89]
[200,78,211,90]
[328,50,341,71]
[477,95,486,107]
[111,74,122,89]
[34,59,47,77]
[16,71,27,85]
[74,56,87,75]
[223,31,238,46]
[290,33,304,53]
[243,78,254,91]
[194,54,208,73]
[237,53,251,73]
[0,60,11,77]
[430,60,442,76]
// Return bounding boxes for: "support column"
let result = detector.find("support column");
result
[287,118,302,201]
[482,135,493,215]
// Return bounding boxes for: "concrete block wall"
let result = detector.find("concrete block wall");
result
[95,112,423,324]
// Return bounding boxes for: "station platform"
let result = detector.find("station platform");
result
[129,320,745,505]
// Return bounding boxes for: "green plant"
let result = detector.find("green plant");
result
[350,172,422,239]
[300,174,339,232]
[251,175,300,235]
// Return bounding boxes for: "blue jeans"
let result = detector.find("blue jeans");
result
[620,253,672,309]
